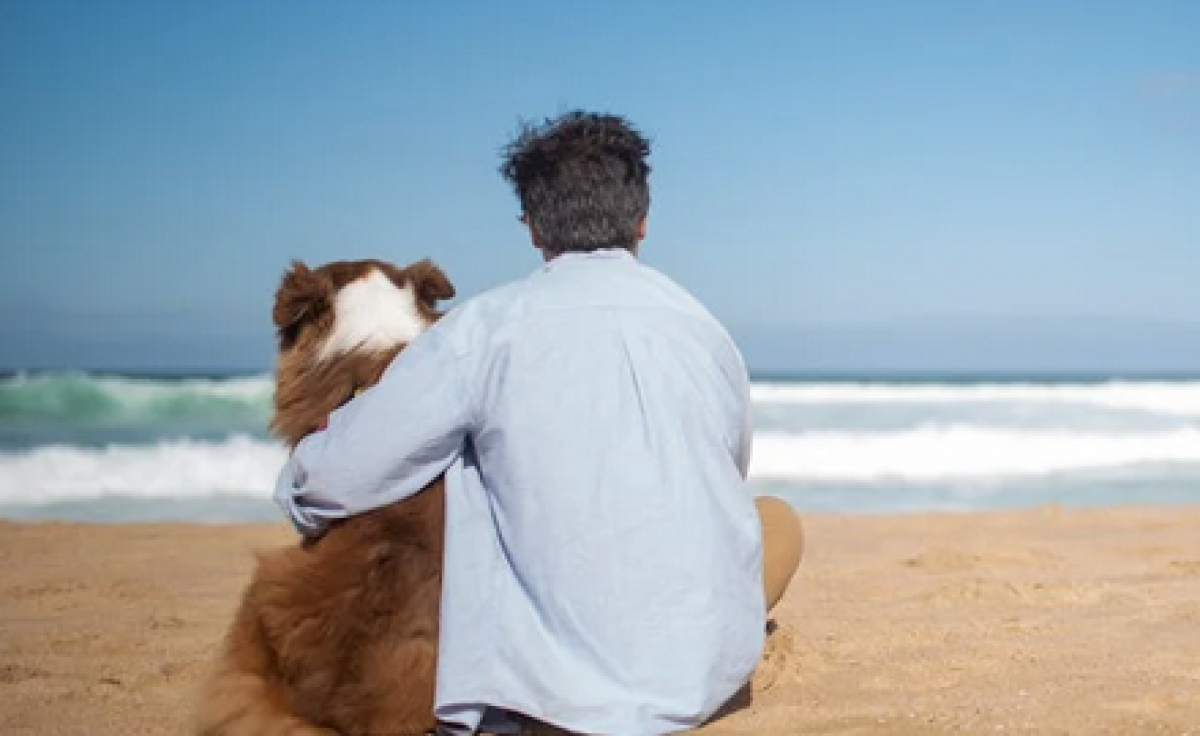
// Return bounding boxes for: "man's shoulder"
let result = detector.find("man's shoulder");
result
[422,274,532,356]
[636,263,742,344]
[448,274,531,322]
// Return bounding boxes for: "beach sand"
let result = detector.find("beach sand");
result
[1,506,1198,735]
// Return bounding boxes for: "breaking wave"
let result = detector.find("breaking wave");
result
[1,373,1198,516]
[2,426,1199,506]
[0,372,273,425]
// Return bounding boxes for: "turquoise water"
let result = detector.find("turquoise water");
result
[2,371,1199,522]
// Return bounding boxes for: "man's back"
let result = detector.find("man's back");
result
[433,249,766,734]
[275,111,783,736]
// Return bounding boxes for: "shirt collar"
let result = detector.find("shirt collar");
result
[541,248,635,272]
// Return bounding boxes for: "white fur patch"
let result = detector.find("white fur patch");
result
[318,268,428,361]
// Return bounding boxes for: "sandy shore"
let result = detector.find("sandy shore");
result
[2,506,1198,735]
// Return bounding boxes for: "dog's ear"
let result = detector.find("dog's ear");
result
[402,259,456,308]
[273,260,334,349]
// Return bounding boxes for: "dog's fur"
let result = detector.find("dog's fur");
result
[194,258,455,736]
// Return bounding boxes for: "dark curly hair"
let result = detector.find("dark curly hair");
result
[500,111,652,254]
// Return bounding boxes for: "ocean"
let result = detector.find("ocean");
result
[2,371,1199,523]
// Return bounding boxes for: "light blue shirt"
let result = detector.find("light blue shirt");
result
[275,249,765,735]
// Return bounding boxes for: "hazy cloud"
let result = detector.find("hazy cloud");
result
[1139,71,1199,100]
[1137,71,1200,136]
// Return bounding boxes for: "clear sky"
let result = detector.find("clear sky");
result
[2,1,1198,374]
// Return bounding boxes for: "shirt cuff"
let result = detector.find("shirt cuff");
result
[273,455,331,538]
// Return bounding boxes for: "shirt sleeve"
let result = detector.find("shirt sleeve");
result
[273,321,477,537]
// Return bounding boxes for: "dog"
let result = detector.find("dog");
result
[194,258,455,736]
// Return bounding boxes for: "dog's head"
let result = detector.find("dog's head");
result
[269,258,455,447]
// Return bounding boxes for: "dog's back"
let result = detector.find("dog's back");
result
[194,258,455,736]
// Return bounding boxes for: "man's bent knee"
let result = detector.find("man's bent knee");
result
[754,495,803,612]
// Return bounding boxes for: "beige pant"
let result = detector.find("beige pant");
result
[755,495,804,613]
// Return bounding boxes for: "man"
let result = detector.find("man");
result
[275,111,803,735]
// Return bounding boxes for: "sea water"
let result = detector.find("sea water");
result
[2,371,1198,522]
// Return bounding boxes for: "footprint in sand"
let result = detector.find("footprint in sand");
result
[1168,560,1200,575]
[903,547,1061,572]
[920,577,1116,607]
[752,620,801,693]
[3,581,87,598]
[0,663,50,684]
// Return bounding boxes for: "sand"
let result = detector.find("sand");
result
[1,506,1198,735]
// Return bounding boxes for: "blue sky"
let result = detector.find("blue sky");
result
[1,1,1198,374]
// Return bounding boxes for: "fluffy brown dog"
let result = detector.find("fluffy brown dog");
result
[194,258,456,736]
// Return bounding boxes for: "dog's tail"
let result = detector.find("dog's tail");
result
[192,588,335,736]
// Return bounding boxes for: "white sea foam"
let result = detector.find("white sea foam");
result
[8,373,1198,426]
[3,425,1200,506]
[0,435,287,504]
[749,426,1200,481]
[750,381,1200,418]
